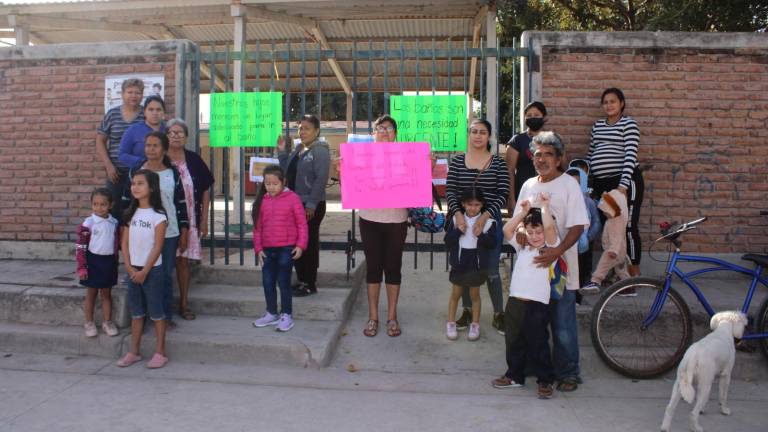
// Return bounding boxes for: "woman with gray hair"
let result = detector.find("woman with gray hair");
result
[166,118,215,320]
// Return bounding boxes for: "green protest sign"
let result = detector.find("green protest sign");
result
[209,92,282,147]
[390,94,467,152]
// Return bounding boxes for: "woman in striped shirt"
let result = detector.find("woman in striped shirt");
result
[446,119,510,334]
[588,88,644,277]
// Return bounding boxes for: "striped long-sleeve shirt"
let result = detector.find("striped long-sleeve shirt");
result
[587,115,640,189]
[446,154,509,221]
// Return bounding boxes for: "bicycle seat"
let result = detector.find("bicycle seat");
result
[741,254,768,267]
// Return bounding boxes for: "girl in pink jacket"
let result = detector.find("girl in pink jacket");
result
[251,165,308,332]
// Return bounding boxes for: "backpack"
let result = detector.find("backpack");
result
[408,185,445,234]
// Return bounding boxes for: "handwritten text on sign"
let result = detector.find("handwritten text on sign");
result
[340,142,432,209]
[209,92,282,147]
[390,95,468,152]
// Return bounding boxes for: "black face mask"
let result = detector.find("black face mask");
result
[525,117,545,131]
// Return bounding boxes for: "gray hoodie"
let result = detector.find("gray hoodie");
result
[278,139,330,210]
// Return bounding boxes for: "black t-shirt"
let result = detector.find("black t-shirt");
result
[507,132,537,200]
[286,152,300,191]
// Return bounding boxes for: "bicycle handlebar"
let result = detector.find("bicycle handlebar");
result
[656,217,708,243]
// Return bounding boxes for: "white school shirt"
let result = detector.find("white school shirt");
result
[515,173,590,291]
[128,208,167,267]
[157,168,180,238]
[509,236,560,305]
[456,213,494,251]
[82,213,118,255]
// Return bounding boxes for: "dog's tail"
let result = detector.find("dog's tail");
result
[678,353,696,403]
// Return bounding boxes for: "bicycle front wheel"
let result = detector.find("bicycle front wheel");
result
[756,297,768,362]
[590,277,693,379]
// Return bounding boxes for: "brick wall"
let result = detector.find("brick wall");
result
[531,35,768,253]
[0,53,176,243]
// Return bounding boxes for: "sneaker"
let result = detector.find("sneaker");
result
[467,322,480,341]
[101,321,119,337]
[492,312,505,335]
[293,284,317,297]
[579,282,600,294]
[446,321,458,340]
[252,312,280,327]
[538,382,554,399]
[146,352,169,369]
[492,375,523,389]
[617,287,638,297]
[455,308,471,330]
[84,321,97,338]
[253,312,280,328]
[276,313,294,332]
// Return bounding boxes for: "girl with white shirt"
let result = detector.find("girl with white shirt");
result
[444,188,498,341]
[117,169,169,369]
[76,188,120,338]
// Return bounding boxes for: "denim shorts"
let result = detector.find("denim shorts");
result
[127,265,165,321]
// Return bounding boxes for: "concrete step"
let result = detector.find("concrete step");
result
[180,283,354,321]
[192,250,365,289]
[0,321,124,358]
[0,314,344,368]
[0,283,130,328]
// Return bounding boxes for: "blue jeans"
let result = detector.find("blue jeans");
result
[262,246,294,315]
[461,215,504,314]
[127,266,164,321]
[161,236,179,320]
[550,289,580,380]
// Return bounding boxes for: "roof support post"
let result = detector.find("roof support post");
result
[230,3,247,224]
[8,16,30,46]
[485,4,498,150]
[468,5,487,107]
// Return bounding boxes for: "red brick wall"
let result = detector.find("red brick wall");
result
[0,55,176,242]
[540,47,768,253]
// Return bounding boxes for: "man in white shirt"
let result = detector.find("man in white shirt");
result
[514,131,589,392]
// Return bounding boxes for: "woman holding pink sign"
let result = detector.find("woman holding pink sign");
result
[446,119,509,335]
[358,115,410,338]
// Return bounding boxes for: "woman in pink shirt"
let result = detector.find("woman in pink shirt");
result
[250,165,308,332]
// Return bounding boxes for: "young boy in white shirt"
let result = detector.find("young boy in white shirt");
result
[493,193,559,399]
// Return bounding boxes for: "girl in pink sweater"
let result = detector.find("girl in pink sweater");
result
[251,165,309,332]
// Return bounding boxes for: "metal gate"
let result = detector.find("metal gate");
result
[182,39,531,276]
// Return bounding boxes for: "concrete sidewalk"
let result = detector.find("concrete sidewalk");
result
[1,255,767,431]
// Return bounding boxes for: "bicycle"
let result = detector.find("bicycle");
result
[589,216,768,379]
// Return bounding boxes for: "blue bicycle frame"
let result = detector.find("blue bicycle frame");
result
[643,248,768,341]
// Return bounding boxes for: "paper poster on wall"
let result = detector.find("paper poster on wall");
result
[249,157,281,183]
[389,94,468,152]
[209,92,283,148]
[340,142,432,209]
[432,158,448,185]
[104,74,165,113]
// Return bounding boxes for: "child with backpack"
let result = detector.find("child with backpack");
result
[76,187,120,338]
[444,188,498,341]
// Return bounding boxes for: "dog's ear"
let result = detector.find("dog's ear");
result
[733,312,749,339]
[709,313,722,331]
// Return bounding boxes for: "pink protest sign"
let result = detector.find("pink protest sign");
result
[340,142,432,209]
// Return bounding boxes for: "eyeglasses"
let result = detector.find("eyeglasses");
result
[375,126,395,133]
[167,130,185,137]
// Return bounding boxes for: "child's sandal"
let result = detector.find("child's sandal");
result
[386,319,401,337]
[363,319,378,337]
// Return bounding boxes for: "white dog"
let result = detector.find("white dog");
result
[660,310,748,432]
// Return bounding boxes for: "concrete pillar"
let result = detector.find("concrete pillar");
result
[8,16,30,46]
[485,6,498,152]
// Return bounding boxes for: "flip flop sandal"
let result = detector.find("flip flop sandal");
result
[386,319,402,337]
[180,309,196,320]
[363,319,378,337]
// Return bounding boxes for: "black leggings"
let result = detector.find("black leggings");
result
[359,218,408,285]
[591,169,644,265]
[295,201,326,288]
